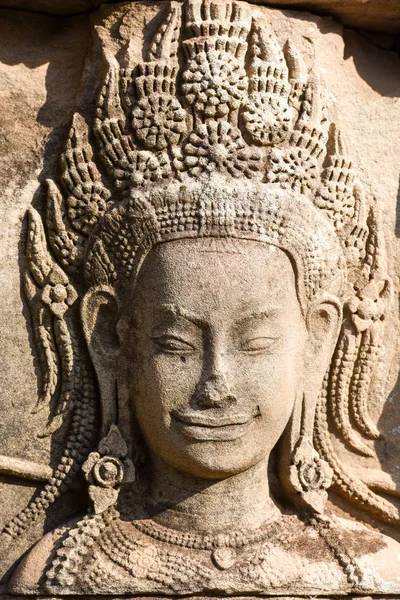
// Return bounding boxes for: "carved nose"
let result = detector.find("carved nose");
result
[193,372,236,409]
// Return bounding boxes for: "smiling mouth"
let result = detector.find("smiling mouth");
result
[171,408,260,441]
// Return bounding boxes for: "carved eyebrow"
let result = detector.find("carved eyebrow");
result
[147,305,280,328]
[149,304,206,327]
[234,310,279,327]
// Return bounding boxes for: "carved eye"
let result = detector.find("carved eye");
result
[240,337,277,354]
[152,335,195,354]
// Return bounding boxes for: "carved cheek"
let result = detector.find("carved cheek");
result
[236,336,302,422]
[128,341,202,417]
[153,352,203,411]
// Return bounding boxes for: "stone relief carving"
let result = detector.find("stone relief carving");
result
[1,0,400,595]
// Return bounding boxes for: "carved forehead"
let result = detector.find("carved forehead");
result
[133,238,296,302]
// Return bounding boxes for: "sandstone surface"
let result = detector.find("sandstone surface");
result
[0,0,399,32]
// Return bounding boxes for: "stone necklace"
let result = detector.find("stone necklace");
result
[131,514,288,570]
[130,512,363,585]
[46,507,364,590]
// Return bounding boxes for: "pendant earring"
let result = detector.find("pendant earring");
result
[289,436,333,514]
[82,425,136,514]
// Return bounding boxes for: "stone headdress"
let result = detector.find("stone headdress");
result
[4,0,398,538]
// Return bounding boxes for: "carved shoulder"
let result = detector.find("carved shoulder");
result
[356,529,400,590]
[330,515,400,592]
[8,525,72,595]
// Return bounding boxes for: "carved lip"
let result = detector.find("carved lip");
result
[171,409,259,441]
[172,409,254,427]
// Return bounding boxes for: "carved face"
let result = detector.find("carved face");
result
[118,238,309,479]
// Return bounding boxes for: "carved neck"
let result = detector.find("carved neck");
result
[146,455,280,534]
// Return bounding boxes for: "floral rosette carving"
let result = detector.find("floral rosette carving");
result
[132,94,187,150]
[182,50,248,118]
[289,439,333,514]
[82,425,135,514]
[67,182,110,234]
[241,28,307,146]
[59,128,112,238]
[242,28,294,146]
[182,121,261,178]
[41,272,77,318]
[266,81,328,195]
[347,278,388,334]
[242,93,294,146]
[267,146,319,195]
[115,150,172,189]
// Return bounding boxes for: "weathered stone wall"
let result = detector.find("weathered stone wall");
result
[1,0,400,31]
[0,9,90,589]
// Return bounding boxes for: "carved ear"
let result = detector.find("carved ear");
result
[304,296,342,391]
[81,285,120,435]
[81,285,120,361]
[280,295,342,513]
[301,296,342,435]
